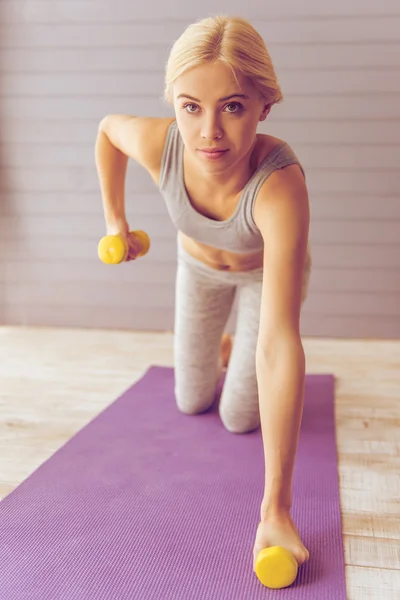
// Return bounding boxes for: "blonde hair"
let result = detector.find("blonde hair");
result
[163,15,283,108]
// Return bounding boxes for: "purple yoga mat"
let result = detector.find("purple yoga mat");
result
[0,366,346,599]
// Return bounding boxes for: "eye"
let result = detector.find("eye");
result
[182,102,244,115]
[182,103,199,114]
[225,102,243,113]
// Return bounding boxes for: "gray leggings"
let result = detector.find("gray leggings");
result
[173,236,311,434]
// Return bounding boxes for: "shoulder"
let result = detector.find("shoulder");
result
[100,114,176,182]
[140,117,176,184]
[254,133,307,215]
[256,133,285,163]
[253,140,309,247]
[131,117,176,181]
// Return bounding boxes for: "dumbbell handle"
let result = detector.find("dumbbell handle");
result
[98,230,150,264]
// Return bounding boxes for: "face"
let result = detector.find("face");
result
[173,60,270,171]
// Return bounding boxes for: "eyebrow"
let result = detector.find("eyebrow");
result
[176,93,250,102]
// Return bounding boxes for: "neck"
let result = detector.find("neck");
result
[185,136,259,198]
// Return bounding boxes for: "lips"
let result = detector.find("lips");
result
[197,148,229,160]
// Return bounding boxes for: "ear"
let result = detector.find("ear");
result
[259,104,271,122]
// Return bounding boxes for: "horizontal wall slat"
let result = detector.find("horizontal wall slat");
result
[300,315,400,339]
[2,44,400,72]
[2,120,400,145]
[2,96,399,121]
[304,293,400,316]
[0,215,176,239]
[1,167,399,195]
[3,144,400,170]
[3,304,400,339]
[3,70,400,96]
[1,18,400,48]
[1,240,399,269]
[309,197,400,219]
[5,282,175,308]
[309,268,400,293]
[309,222,400,245]
[1,215,399,245]
[2,193,400,220]
[5,282,400,316]
[3,303,176,332]
[5,262,400,294]
[4,260,177,286]
[0,239,177,263]
[3,1,400,22]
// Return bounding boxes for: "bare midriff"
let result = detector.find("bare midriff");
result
[178,231,264,272]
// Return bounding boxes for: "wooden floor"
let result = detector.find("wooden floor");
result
[1,326,399,598]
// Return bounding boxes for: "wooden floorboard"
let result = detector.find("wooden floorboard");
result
[1,326,399,598]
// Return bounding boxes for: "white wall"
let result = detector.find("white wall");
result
[1,1,399,338]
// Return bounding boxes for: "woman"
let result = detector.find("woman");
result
[95,15,311,574]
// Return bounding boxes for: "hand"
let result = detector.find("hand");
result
[106,220,142,262]
[252,510,309,572]
[106,217,129,237]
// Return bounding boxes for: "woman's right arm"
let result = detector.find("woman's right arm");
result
[95,114,172,235]
[95,115,133,234]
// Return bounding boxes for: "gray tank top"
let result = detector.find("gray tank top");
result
[158,120,305,254]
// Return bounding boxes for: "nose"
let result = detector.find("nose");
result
[201,117,223,141]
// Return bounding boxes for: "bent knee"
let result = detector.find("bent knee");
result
[175,386,216,415]
[219,407,260,434]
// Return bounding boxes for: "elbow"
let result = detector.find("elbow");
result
[256,333,305,371]
[98,115,112,134]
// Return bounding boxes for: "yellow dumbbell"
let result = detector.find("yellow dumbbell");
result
[98,230,150,264]
[255,546,299,589]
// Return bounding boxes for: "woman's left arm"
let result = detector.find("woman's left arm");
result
[253,165,310,519]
